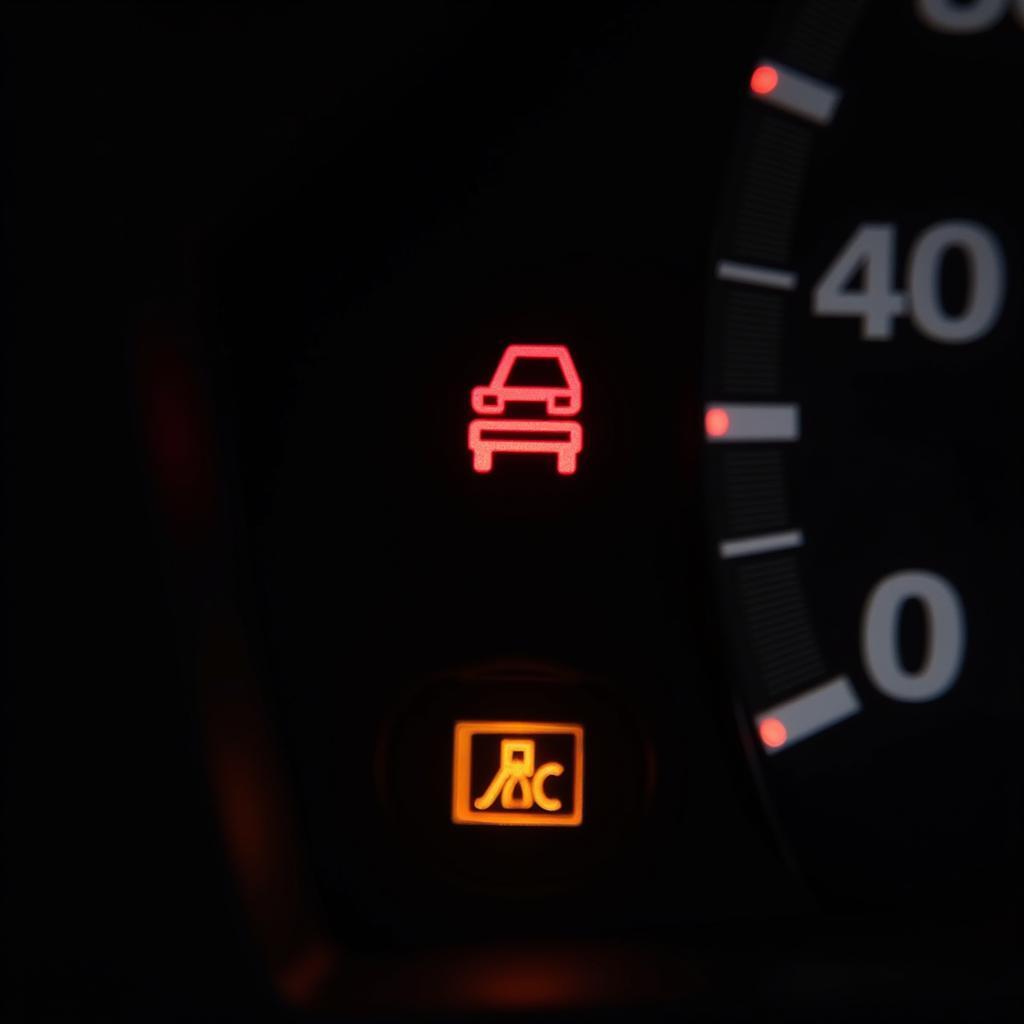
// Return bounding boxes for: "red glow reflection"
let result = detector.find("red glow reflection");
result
[139,342,215,533]
[750,65,779,96]
[758,717,788,750]
[704,407,730,438]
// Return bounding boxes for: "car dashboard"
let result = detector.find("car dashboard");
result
[1,2,1022,1021]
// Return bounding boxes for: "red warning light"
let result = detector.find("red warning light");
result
[704,407,730,439]
[758,717,788,750]
[472,344,582,416]
[750,64,779,96]
[468,344,583,475]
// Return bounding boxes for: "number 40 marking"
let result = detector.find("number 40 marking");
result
[812,221,1007,343]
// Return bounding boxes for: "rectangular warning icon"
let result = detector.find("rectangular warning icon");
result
[451,721,584,826]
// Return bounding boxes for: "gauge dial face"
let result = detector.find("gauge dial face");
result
[704,0,1023,905]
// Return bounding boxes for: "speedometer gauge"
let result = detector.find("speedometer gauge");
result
[704,0,1023,905]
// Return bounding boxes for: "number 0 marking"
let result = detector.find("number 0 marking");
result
[861,571,966,702]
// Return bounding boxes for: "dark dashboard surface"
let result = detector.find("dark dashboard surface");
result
[2,3,1022,1021]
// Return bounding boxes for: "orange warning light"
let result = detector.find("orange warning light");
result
[452,721,584,826]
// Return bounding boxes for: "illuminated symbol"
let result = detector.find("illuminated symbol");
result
[452,721,584,826]
[473,739,564,812]
[468,419,583,475]
[468,344,584,475]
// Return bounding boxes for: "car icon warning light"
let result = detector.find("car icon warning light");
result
[451,721,584,826]
[467,344,583,475]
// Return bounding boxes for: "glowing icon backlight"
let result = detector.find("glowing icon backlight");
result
[750,64,780,96]
[468,344,583,475]
[758,717,788,750]
[452,721,584,826]
[704,407,731,438]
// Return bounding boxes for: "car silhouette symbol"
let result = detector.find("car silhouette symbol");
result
[467,344,584,475]
[470,344,582,416]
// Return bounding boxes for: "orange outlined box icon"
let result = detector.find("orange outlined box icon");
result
[452,721,584,826]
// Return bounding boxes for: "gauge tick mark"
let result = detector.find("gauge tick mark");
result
[755,676,861,755]
[705,403,801,443]
[719,530,805,560]
[750,59,842,125]
[716,260,798,291]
